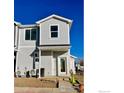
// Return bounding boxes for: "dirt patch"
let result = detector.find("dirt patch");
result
[14,78,58,88]
[75,71,84,84]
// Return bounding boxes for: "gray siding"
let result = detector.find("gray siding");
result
[39,51,68,76]
[39,18,70,45]
[40,51,52,76]
[15,15,72,77]
[16,47,35,75]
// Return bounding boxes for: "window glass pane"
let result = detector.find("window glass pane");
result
[51,26,58,31]
[31,29,36,40]
[25,30,30,40]
[51,32,58,37]
[61,58,66,72]
[35,53,38,57]
[34,52,39,57]
[35,58,39,62]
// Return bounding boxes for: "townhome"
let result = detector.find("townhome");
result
[14,14,76,77]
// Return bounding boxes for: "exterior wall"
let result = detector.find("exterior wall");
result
[39,50,69,77]
[70,56,76,74]
[40,51,52,76]
[15,15,72,77]
[18,27,38,47]
[16,47,36,75]
[39,18,70,45]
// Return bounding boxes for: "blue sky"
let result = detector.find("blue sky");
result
[15,0,84,59]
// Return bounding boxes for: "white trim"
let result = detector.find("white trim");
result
[70,54,77,59]
[67,49,70,76]
[17,25,20,49]
[57,57,60,76]
[39,50,41,78]
[51,51,54,75]
[14,25,18,47]
[59,57,67,75]
[67,23,70,44]
[20,24,36,28]
[14,48,19,51]
[15,50,19,75]
[18,46,36,48]
[49,24,59,39]
[39,24,42,45]
[36,14,72,25]
[14,21,21,25]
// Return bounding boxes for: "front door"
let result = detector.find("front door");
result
[59,57,67,75]
[40,68,44,77]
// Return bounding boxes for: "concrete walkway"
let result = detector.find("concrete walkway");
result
[59,80,77,93]
[15,80,78,93]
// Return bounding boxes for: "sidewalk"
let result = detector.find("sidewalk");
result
[59,80,77,93]
[15,80,78,93]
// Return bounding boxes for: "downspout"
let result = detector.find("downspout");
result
[37,23,41,78]
[15,24,20,75]
[16,25,20,50]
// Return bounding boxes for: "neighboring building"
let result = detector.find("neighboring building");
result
[14,14,75,77]
[69,55,77,74]
[75,59,84,72]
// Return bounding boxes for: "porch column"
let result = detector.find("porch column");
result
[67,49,70,76]
[51,51,54,75]
[57,57,60,76]
[39,49,41,78]
[15,51,19,76]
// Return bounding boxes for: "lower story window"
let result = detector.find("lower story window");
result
[34,51,39,62]
[35,58,39,62]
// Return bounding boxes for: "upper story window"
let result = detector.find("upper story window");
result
[25,29,36,40]
[50,25,58,38]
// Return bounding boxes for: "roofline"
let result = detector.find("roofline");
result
[14,21,21,26]
[19,24,37,28]
[14,14,73,27]
[36,14,73,25]
[70,55,77,59]
[38,44,70,47]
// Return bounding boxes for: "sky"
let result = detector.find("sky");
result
[15,0,84,59]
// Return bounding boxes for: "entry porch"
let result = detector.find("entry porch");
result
[37,45,71,78]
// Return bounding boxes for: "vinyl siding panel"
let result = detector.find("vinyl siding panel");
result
[40,51,52,76]
[16,47,35,75]
[39,18,70,45]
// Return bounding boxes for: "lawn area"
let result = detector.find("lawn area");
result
[14,78,57,88]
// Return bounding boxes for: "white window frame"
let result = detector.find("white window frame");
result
[60,57,66,72]
[25,28,37,41]
[49,24,59,39]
